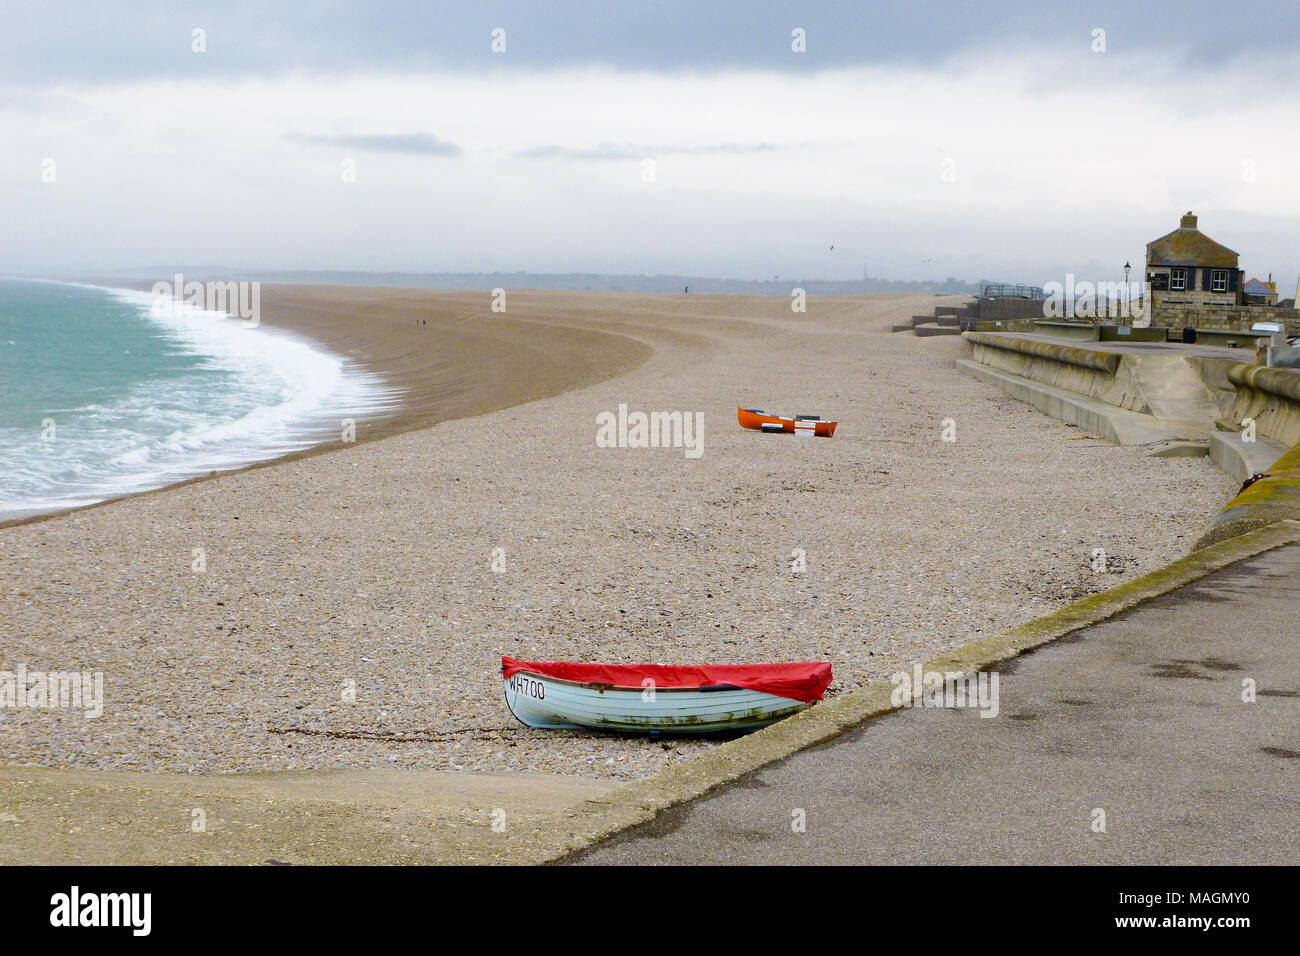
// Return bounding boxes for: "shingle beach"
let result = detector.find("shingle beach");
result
[1,288,1237,780]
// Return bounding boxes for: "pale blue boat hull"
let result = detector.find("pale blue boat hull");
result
[503,671,809,734]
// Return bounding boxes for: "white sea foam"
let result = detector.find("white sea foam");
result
[0,280,402,517]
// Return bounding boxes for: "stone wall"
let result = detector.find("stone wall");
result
[1152,289,1240,311]
[977,297,1049,322]
[1153,302,1300,334]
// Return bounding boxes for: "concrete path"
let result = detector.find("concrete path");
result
[0,766,614,864]
[1006,333,1252,360]
[572,543,1300,865]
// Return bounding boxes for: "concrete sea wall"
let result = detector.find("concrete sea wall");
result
[962,331,1221,427]
[962,332,1134,406]
[1221,364,1300,447]
[960,331,1300,549]
[1197,444,1300,548]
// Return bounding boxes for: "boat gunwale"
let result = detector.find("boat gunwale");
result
[504,666,796,696]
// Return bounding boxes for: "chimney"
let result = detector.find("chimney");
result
[1180,211,1198,229]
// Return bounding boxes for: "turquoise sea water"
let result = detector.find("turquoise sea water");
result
[0,279,392,517]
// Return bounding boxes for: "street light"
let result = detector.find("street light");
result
[1124,261,1131,317]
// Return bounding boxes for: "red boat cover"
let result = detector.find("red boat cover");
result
[501,657,832,703]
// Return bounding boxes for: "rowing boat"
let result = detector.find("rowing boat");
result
[737,407,838,437]
[501,657,832,734]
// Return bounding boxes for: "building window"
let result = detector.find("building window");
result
[1170,268,1188,291]
[1211,270,1228,293]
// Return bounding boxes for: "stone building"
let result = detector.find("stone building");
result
[1140,212,1298,334]
[1145,212,1244,322]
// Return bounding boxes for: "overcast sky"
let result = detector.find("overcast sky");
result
[3,1,1299,290]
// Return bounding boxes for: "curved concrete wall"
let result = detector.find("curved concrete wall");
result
[1218,364,1300,448]
[1195,365,1300,548]
[1030,321,1101,342]
[1197,444,1300,549]
[961,332,1151,414]
[1227,364,1300,403]
[962,332,1119,373]
[959,331,1300,549]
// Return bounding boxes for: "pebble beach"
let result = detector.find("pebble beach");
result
[1,288,1238,780]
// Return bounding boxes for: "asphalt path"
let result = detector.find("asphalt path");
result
[573,544,1300,864]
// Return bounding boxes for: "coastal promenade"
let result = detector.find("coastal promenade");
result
[570,533,1300,865]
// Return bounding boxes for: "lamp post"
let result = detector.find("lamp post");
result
[1124,261,1131,317]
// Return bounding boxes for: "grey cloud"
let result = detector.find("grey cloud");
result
[291,132,462,156]
[515,142,782,161]
[5,0,1299,84]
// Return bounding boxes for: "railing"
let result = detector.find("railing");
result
[980,282,1046,300]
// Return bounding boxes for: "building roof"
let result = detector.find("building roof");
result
[1147,212,1239,268]
[1243,278,1275,296]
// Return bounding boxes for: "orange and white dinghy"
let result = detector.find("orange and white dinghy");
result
[737,407,838,437]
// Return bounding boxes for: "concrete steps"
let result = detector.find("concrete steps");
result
[1126,355,1221,422]
[1209,431,1290,483]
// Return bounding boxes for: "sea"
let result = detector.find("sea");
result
[0,278,395,520]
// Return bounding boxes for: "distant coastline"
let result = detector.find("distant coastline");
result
[37,269,987,297]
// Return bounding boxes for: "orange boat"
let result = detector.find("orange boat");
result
[737,407,838,437]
